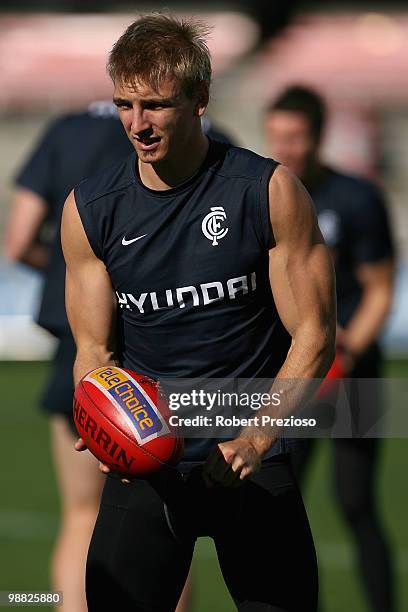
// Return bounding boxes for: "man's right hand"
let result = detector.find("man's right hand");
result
[74,437,131,483]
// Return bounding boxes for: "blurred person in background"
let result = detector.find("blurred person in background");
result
[3,101,133,612]
[264,85,395,612]
[3,99,234,612]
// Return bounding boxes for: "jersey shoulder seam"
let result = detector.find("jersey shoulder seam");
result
[79,179,135,207]
[208,168,262,182]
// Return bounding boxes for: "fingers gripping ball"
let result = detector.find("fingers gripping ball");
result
[73,366,183,477]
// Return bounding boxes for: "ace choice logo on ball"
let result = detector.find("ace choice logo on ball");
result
[202,206,228,246]
[87,367,169,444]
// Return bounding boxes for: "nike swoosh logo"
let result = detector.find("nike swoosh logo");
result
[122,234,148,246]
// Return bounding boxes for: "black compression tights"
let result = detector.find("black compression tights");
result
[86,455,318,611]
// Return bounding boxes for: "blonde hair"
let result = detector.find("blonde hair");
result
[107,13,212,98]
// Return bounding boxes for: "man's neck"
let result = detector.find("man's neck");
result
[138,134,209,191]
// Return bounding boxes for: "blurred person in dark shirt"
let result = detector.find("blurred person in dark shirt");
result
[3,100,234,612]
[264,85,395,612]
[4,101,133,612]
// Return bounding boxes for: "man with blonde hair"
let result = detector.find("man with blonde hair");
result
[62,14,336,611]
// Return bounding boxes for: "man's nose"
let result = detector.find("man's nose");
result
[131,109,151,136]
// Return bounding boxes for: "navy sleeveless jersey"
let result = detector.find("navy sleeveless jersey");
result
[311,167,394,328]
[75,140,292,466]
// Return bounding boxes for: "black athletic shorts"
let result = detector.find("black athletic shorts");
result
[86,453,318,612]
[41,333,77,434]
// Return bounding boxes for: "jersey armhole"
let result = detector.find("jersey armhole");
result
[74,186,103,260]
[258,159,279,250]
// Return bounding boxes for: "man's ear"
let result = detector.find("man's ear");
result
[194,82,210,117]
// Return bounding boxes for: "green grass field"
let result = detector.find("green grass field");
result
[0,360,407,611]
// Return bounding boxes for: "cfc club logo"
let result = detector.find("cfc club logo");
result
[202,206,229,246]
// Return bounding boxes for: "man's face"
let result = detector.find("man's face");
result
[113,78,206,164]
[264,110,318,179]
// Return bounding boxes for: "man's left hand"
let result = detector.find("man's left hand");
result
[202,438,263,488]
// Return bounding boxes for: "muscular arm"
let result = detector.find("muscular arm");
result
[204,166,336,484]
[61,190,118,386]
[268,165,336,379]
[4,188,49,270]
[235,166,336,457]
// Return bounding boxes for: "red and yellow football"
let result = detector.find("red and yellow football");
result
[73,366,183,477]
